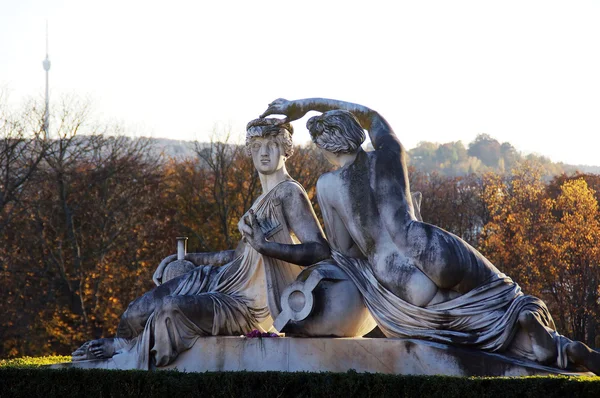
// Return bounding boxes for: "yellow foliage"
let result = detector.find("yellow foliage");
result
[481,167,600,342]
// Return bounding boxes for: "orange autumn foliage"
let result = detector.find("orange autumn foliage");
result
[479,163,600,346]
[2,120,599,358]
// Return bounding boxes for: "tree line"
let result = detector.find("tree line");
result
[159,132,600,177]
[408,133,600,176]
[1,99,599,358]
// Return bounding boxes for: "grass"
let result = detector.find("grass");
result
[0,355,71,368]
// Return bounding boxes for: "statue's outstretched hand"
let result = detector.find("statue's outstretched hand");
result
[260,98,305,122]
[153,254,177,286]
[239,210,267,253]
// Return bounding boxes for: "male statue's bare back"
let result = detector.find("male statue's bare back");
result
[317,148,499,308]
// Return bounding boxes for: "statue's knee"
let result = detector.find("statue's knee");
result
[117,308,138,339]
[566,341,590,361]
[120,307,134,324]
[156,296,180,315]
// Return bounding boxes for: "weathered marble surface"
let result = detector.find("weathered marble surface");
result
[255,97,600,374]
[275,262,376,337]
[71,119,337,368]
[64,98,600,376]
[51,337,591,377]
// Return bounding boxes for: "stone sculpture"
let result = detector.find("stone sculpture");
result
[254,97,600,374]
[71,117,374,369]
[273,190,422,336]
[64,98,600,376]
[158,237,196,283]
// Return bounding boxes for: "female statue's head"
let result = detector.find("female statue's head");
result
[246,118,294,175]
[307,110,365,164]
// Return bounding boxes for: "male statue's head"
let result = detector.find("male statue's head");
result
[307,110,365,166]
[246,118,294,175]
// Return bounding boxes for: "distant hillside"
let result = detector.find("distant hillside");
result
[149,138,197,159]
[146,134,600,177]
[405,133,600,177]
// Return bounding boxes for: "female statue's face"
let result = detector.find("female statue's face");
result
[249,136,286,175]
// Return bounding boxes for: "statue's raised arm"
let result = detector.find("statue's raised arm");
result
[261,97,417,233]
[260,98,399,154]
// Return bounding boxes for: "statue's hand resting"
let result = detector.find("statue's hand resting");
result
[71,338,117,361]
[260,98,305,122]
[152,254,177,286]
[239,210,267,253]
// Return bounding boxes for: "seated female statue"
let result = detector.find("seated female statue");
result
[72,118,338,368]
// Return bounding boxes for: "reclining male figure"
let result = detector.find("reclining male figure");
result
[252,97,600,374]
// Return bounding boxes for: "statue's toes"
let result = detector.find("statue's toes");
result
[89,345,104,357]
[90,349,103,358]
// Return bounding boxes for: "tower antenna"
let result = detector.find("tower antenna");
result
[42,20,51,134]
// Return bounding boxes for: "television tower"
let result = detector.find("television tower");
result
[42,21,51,134]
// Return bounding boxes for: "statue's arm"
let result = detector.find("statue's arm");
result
[185,249,237,266]
[262,98,418,246]
[262,97,417,250]
[187,239,245,265]
[260,98,401,154]
[241,185,331,266]
[152,247,239,286]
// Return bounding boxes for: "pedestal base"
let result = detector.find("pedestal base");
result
[51,337,591,376]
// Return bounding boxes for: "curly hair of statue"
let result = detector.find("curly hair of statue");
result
[245,118,294,157]
[307,110,366,154]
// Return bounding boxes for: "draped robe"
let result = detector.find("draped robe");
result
[317,182,570,368]
[118,180,304,369]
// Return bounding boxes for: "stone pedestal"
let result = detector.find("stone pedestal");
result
[52,337,591,376]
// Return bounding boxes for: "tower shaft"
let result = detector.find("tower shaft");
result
[42,21,50,134]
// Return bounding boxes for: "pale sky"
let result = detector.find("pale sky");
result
[1,0,599,166]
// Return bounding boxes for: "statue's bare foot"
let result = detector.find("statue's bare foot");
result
[71,341,92,361]
[566,341,600,375]
[71,338,117,361]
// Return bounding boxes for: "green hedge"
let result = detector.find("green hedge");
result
[1,369,600,398]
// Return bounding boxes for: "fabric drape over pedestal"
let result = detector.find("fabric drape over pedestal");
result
[331,251,569,368]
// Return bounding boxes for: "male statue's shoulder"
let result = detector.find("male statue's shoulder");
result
[316,172,338,191]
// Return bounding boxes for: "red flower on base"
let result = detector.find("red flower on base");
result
[244,329,279,338]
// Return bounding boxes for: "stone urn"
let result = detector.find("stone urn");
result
[162,237,196,282]
[274,262,377,337]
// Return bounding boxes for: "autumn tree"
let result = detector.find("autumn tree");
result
[548,173,600,205]
[468,134,502,168]
[0,96,49,232]
[187,132,261,251]
[479,161,554,297]
[0,98,169,357]
[409,170,487,246]
[540,179,600,345]
[480,162,600,345]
